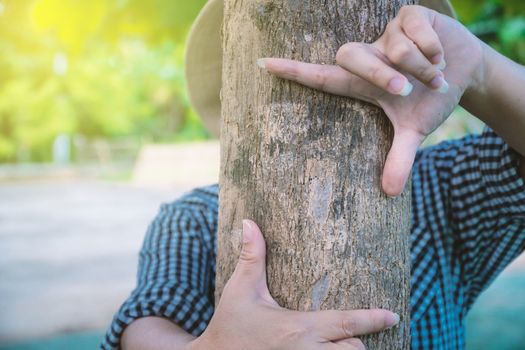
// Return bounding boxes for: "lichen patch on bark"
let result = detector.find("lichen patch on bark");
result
[308,176,333,224]
[311,273,331,310]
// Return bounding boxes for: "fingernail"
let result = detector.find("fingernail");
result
[399,81,413,96]
[256,58,267,70]
[430,74,444,89]
[430,74,449,94]
[436,59,447,71]
[386,312,400,328]
[438,79,449,94]
[388,77,413,97]
[242,220,253,243]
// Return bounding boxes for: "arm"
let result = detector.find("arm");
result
[101,188,217,350]
[122,317,195,350]
[461,43,525,160]
[121,220,399,350]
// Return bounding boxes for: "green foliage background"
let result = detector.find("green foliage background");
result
[0,0,523,163]
[452,0,525,64]
[0,0,207,162]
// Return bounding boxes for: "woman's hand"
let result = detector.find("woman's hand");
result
[258,5,486,196]
[187,220,399,350]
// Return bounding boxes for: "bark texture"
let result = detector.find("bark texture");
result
[218,1,414,348]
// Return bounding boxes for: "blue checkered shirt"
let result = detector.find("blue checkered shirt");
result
[101,128,525,349]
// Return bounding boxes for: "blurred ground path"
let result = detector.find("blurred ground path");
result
[0,176,524,349]
[0,180,195,343]
[466,268,525,350]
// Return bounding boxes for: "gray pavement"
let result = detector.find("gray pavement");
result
[0,180,193,343]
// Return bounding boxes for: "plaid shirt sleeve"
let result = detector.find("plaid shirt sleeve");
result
[410,127,525,349]
[100,185,219,350]
[453,129,525,306]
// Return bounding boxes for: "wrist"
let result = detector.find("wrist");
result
[459,40,500,126]
[463,40,491,101]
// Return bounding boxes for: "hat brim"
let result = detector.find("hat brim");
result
[185,0,455,138]
[185,0,223,138]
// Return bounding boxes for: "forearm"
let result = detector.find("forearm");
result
[461,41,525,160]
[121,317,196,350]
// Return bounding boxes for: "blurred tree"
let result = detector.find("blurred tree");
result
[31,0,207,54]
[451,0,525,64]
[0,0,207,162]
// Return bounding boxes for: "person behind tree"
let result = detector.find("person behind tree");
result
[101,0,525,349]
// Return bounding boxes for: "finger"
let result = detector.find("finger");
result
[399,6,445,66]
[258,58,378,105]
[335,42,413,97]
[381,35,447,92]
[382,128,425,197]
[304,309,399,341]
[230,220,270,297]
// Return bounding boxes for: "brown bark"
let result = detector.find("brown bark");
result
[217,0,413,348]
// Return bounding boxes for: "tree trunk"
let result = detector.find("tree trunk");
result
[217,0,413,348]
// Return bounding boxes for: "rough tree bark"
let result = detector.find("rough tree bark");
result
[218,0,413,348]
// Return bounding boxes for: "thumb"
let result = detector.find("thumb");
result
[382,128,424,197]
[231,220,269,294]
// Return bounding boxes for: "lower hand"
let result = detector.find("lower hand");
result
[187,220,399,350]
[258,5,486,196]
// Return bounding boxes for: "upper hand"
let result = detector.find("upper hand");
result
[188,220,399,350]
[258,5,486,196]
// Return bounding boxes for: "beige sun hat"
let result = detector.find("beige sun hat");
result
[185,0,456,137]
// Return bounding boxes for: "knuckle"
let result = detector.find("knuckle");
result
[336,42,361,64]
[419,66,438,82]
[367,66,383,83]
[403,18,442,55]
[404,18,425,37]
[389,42,412,63]
[341,318,358,338]
[285,65,300,82]
[398,5,415,16]
[398,5,408,15]
[312,66,330,91]
[238,248,259,268]
[400,5,421,16]
[280,322,309,343]
[335,44,351,63]
[385,19,396,32]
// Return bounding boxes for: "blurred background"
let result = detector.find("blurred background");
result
[0,0,523,349]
